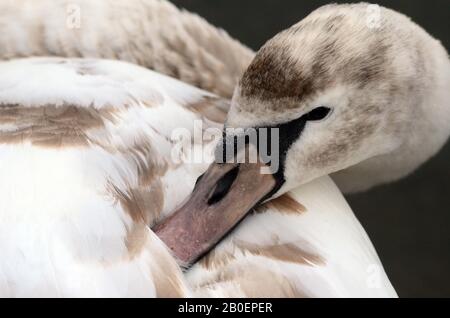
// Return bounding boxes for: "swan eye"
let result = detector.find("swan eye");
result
[305,107,331,121]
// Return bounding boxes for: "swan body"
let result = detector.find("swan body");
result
[0,57,208,297]
[0,57,395,297]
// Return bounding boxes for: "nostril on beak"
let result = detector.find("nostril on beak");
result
[207,165,240,205]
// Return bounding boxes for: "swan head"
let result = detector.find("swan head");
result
[226,16,404,195]
[156,4,428,265]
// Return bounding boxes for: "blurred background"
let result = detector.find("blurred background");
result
[171,0,450,297]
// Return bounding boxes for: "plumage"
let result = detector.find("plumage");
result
[0,57,211,297]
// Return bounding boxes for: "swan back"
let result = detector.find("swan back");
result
[0,0,254,98]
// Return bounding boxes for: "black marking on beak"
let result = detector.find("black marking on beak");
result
[258,114,308,200]
[214,108,314,203]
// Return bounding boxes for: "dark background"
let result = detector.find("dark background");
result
[171,0,450,297]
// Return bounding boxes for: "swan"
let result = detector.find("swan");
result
[0,57,395,297]
[1,2,446,297]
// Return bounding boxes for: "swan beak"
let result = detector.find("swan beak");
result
[153,160,276,266]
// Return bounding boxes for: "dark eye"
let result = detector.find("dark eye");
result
[305,107,331,121]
